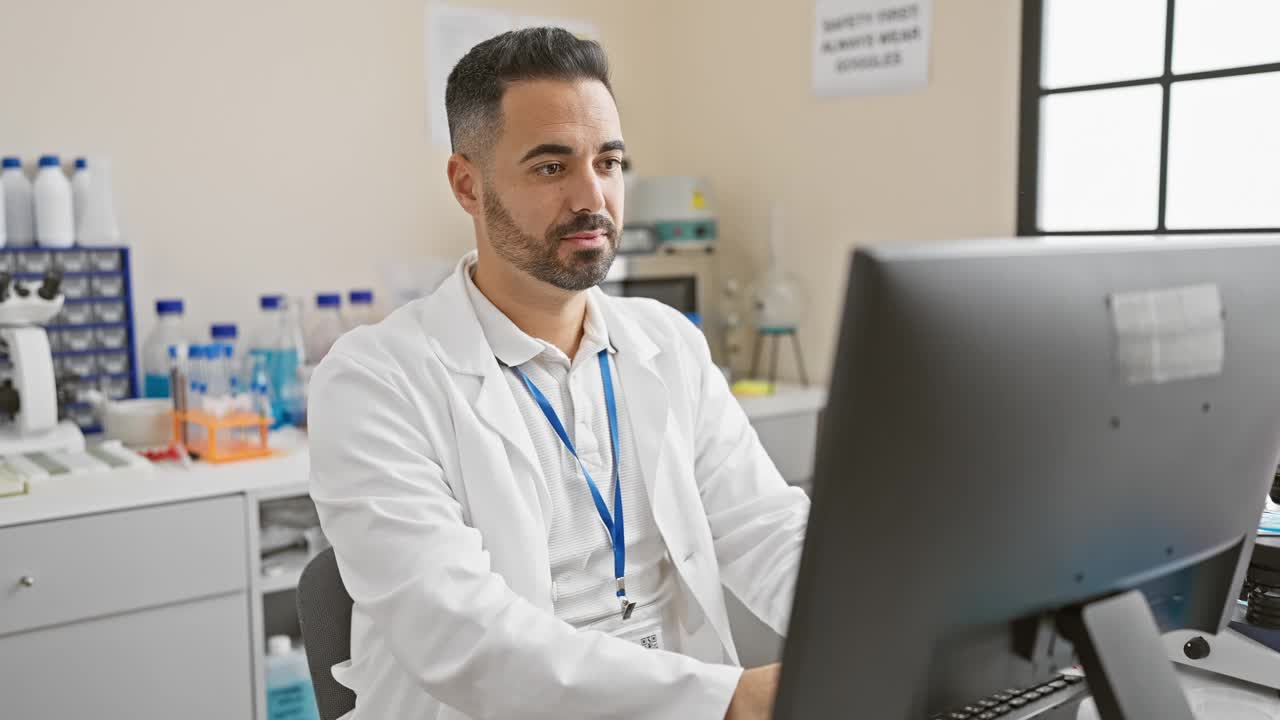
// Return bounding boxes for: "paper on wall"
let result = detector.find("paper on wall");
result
[813,0,933,97]
[425,4,514,147]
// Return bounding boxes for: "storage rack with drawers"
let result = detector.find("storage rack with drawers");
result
[0,247,138,434]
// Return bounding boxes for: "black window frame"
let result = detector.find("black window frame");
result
[1017,0,1280,236]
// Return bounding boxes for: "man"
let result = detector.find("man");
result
[309,27,809,720]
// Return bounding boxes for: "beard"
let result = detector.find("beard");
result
[482,183,619,292]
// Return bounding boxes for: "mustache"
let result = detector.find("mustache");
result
[549,213,618,241]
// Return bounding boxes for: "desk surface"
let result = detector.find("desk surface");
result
[0,387,829,528]
[0,434,310,527]
[1076,666,1280,719]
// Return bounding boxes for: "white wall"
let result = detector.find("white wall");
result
[2,0,1024,384]
[621,0,1025,381]
[0,0,636,348]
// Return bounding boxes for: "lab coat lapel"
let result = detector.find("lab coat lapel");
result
[472,363,552,527]
[601,293,738,658]
[601,295,670,523]
[418,258,552,531]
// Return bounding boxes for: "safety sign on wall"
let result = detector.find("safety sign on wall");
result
[812,0,933,97]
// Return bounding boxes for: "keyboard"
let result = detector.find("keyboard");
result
[930,672,1088,719]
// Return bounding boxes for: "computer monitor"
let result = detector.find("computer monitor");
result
[774,236,1280,719]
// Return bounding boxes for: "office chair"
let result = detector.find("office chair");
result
[296,547,357,720]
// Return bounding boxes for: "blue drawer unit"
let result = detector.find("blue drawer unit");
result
[0,248,139,435]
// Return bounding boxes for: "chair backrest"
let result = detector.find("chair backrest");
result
[296,547,357,720]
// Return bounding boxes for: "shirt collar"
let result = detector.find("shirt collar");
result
[463,257,616,368]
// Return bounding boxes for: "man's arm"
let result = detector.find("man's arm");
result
[678,318,811,635]
[308,351,742,720]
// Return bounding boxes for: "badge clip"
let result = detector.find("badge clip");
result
[618,577,636,620]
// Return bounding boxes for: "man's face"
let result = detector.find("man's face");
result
[478,79,625,292]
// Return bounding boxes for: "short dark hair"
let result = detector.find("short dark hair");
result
[445,27,613,159]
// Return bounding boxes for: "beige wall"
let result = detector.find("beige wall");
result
[0,0,635,347]
[2,0,1023,383]
[620,0,1024,382]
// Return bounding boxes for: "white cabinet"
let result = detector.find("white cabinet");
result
[0,592,252,719]
[738,384,827,489]
[0,496,252,720]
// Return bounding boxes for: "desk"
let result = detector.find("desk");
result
[1076,665,1280,719]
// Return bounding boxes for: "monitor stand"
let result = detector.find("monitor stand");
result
[1059,590,1197,720]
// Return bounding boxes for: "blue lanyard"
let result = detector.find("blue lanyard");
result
[511,349,635,620]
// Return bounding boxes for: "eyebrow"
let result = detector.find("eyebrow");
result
[518,140,627,164]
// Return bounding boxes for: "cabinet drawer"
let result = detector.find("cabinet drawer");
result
[0,495,247,636]
[0,592,252,719]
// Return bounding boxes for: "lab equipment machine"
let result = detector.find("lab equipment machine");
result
[622,176,718,252]
[776,236,1280,720]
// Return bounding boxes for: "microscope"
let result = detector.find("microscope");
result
[0,268,85,456]
[1164,484,1280,691]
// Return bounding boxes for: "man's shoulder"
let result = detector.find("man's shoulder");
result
[598,291,707,356]
[318,293,450,393]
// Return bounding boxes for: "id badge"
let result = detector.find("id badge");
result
[614,615,666,651]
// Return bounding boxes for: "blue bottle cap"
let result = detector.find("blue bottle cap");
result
[74,157,87,170]
[37,155,60,168]
[1,157,20,169]
[211,323,238,340]
[156,299,184,315]
[260,295,283,310]
[349,290,374,304]
[317,293,341,308]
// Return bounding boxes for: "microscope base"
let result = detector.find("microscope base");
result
[1166,625,1280,692]
[0,420,86,456]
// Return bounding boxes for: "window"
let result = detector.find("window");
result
[1018,0,1280,235]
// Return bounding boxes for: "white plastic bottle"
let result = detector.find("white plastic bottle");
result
[71,157,90,233]
[344,289,379,330]
[306,293,345,364]
[265,635,321,720]
[76,155,121,246]
[33,154,74,248]
[1,157,34,247]
[143,299,187,398]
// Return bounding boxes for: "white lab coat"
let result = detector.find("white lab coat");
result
[308,254,810,720]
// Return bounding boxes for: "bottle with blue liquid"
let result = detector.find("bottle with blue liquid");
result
[247,295,306,428]
[143,299,187,398]
[265,635,320,720]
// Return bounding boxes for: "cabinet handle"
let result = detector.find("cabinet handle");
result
[17,576,34,588]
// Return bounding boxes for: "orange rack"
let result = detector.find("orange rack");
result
[172,410,272,463]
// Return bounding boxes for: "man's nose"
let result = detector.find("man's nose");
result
[566,167,607,215]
